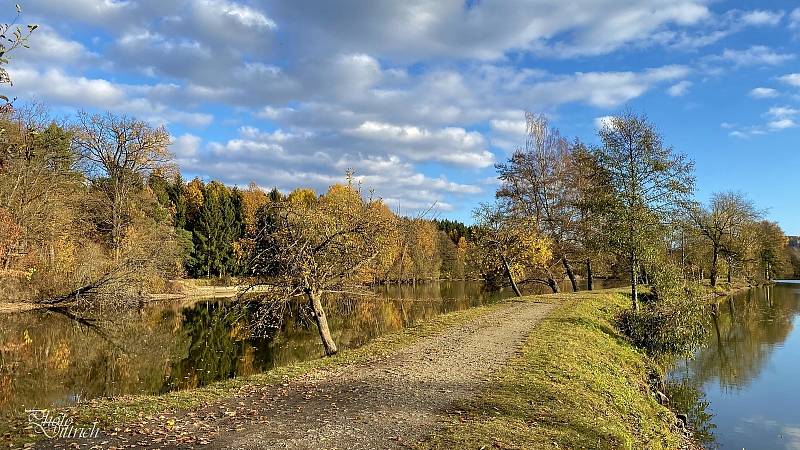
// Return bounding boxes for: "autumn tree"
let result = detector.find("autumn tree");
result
[497,113,578,291]
[689,192,760,287]
[472,203,553,295]
[73,112,173,259]
[250,181,394,355]
[597,112,694,310]
[567,141,615,290]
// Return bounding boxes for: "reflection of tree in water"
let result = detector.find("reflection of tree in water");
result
[0,303,189,418]
[1,281,511,418]
[687,286,798,392]
[665,379,716,447]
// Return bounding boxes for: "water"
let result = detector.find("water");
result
[669,282,800,449]
[0,281,523,419]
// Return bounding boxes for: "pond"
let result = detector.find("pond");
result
[669,282,800,449]
[0,280,530,420]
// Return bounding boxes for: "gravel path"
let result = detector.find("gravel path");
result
[42,298,554,449]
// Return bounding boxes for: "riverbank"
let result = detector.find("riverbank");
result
[421,289,692,450]
[4,288,693,449]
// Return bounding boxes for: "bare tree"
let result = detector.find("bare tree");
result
[72,112,172,259]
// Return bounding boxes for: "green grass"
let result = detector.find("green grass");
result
[419,290,682,450]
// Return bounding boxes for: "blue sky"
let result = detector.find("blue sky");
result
[8,0,800,232]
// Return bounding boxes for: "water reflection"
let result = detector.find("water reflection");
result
[670,283,800,449]
[0,281,516,419]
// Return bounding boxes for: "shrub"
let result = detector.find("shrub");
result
[618,263,708,357]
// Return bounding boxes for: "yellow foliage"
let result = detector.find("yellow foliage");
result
[288,188,317,206]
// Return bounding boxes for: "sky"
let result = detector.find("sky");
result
[8,0,800,232]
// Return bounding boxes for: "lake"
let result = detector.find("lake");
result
[0,281,527,420]
[670,282,800,449]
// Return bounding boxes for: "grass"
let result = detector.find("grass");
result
[2,297,525,445]
[419,289,683,450]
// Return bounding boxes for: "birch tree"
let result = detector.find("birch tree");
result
[597,112,694,310]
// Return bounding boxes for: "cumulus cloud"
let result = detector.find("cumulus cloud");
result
[749,87,779,98]
[727,105,800,138]
[739,10,784,26]
[17,0,793,216]
[667,80,693,97]
[707,46,794,68]
[779,73,800,87]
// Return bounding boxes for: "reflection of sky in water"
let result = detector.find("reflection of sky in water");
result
[673,284,800,449]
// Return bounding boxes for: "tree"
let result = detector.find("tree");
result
[73,112,173,259]
[597,112,694,310]
[250,182,394,355]
[191,182,239,277]
[472,203,553,295]
[755,221,788,281]
[497,113,578,291]
[689,192,760,287]
[568,141,615,291]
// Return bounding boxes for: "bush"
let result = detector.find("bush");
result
[618,264,708,357]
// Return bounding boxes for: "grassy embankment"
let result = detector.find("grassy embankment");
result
[421,289,689,450]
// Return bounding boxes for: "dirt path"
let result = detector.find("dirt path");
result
[45,298,555,449]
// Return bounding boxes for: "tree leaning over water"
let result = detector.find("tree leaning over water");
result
[249,180,395,356]
[596,112,694,311]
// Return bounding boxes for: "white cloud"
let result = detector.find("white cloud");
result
[749,87,779,98]
[768,118,796,130]
[740,10,784,26]
[346,121,494,168]
[779,73,800,87]
[594,116,615,130]
[667,80,693,97]
[711,46,794,67]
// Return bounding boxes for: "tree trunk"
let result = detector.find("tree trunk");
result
[710,244,719,287]
[726,255,733,283]
[547,276,560,294]
[501,256,522,297]
[307,289,337,356]
[586,259,593,291]
[562,257,579,292]
[630,251,639,311]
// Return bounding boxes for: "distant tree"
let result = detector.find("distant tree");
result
[597,112,694,310]
[250,181,394,355]
[688,192,760,287]
[755,221,789,281]
[567,141,616,290]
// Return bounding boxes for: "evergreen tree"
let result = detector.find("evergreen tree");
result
[191,182,240,277]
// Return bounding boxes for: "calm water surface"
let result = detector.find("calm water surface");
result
[0,281,524,419]
[670,282,800,449]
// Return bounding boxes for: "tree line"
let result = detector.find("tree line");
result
[0,105,795,356]
[0,106,486,306]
